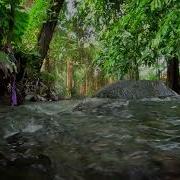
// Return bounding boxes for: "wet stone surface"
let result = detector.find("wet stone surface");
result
[0,99,180,180]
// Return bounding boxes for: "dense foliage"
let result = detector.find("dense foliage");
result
[96,0,180,78]
[0,0,179,98]
[0,0,29,47]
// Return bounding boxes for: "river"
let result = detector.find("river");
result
[0,98,180,180]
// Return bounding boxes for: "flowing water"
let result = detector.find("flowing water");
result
[0,98,180,180]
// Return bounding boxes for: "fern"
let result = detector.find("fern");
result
[0,51,17,76]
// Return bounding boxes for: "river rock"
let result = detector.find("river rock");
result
[94,80,178,99]
[0,153,54,180]
[0,132,54,180]
[73,98,129,114]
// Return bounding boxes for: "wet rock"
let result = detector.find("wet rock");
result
[0,153,54,180]
[0,152,8,167]
[84,166,158,180]
[73,98,110,112]
[5,132,42,154]
[0,132,54,180]
[73,98,130,115]
[37,95,47,102]
[25,94,68,102]
[6,132,23,145]
[25,95,47,102]
[152,154,180,180]
[95,80,178,99]
[25,94,35,101]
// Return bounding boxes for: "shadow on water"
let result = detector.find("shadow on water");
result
[0,98,180,180]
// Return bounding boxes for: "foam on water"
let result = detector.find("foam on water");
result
[22,124,43,133]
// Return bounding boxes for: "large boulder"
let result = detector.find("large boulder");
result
[94,80,178,99]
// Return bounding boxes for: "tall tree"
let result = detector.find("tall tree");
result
[37,0,65,68]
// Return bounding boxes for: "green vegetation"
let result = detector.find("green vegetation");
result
[0,0,179,102]
[98,0,179,78]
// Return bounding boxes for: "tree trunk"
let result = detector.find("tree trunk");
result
[67,61,73,96]
[167,57,180,94]
[37,0,65,69]
[128,59,139,80]
[128,66,139,80]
